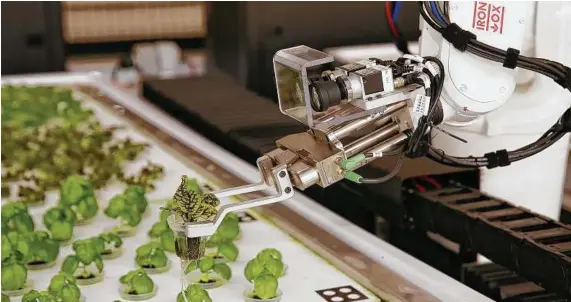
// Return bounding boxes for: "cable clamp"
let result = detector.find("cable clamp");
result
[502,48,520,69]
[442,23,476,52]
[484,149,510,169]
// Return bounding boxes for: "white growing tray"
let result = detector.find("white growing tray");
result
[1,72,491,302]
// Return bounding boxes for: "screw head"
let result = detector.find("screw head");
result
[499,87,507,94]
[459,84,468,92]
[451,4,458,10]
[284,187,292,194]
[279,171,286,178]
[519,19,524,24]
[112,105,125,115]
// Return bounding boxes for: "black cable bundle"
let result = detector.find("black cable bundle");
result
[417,1,571,169]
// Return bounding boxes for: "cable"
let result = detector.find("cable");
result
[430,1,447,25]
[359,151,405,184]
[412,1,571,169]
[385,2,399,38]
[393,1,403,21]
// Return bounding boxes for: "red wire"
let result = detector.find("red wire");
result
[422,176,443,189]
[385,2,399,38]
[415,184,427,192]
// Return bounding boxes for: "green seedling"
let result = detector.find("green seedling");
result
[2,232,30,264]
[104,185,148,234]
[147,219,175,253]
[48,272,82,302]
[205,213,240,262]
[43,205,76,242]
[119,269,155,296]
[1,293,9,302]
[177,284,212,302]
[184,255,231,284]
[168,176,220,261]
[1,86,155,194]
[120,162,165,192]
[135,242,169,270]
[21,290,56,302]
[98,232,123,257]
[1,202,34,234]
[244,249,286,300]
[17,184,46,206]
[22,231,59,266]
[61,238,104,281]
[1,258,28,292]
[59,175,98,222]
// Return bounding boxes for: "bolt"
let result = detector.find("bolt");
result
[499,87,507,94]
[284,187,292,194]
[279,171,286,178]
[451,4,458,10]
[459,84,467,92]
[519,19,524,24]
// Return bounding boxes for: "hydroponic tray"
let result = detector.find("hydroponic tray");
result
[1,72,491,302]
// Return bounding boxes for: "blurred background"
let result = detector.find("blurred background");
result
[3,2,571,299]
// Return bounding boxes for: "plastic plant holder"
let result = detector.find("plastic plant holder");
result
[105,225,137,238]
[26,200,46,208]
[26,260,57,270]
[57,237,74,247]
[243,289,283,302]
[119,283,158,301]
[167,216,207,261]
[185,270,226,290]
[2,280,34,297]
[204,247,228,264]
[76,272,104,286]
[140,260,171,275]
[101,247,123,260]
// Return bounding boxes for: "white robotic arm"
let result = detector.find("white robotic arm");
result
[170,1,571,247]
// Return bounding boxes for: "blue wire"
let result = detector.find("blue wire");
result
[430,1,447,25]
[392,1,402,22]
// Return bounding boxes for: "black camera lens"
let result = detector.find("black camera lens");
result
[310,80,343,112]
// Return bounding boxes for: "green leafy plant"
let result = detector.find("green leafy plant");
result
[135,242,168,270]
[168,176,220,261]
[22,231,59,266]
[61,238,104,281]
[59,175,98,222]
[177,284,212,302]
[1,202,34,234]
[2,233,30,264]
[104,185,148,233]
[120,162,165,192]
[1,259,27,292]
[98,232,123,257]
[184,255,231,284]
[21,290,56,302]
[48,272,82,302]
[43,205,76,242]
[16,184,46,206]
[1,293,9,302]
[148,207,175,253]
[205,213,240,262]
[244,249,286,300]
[119,269,155,296]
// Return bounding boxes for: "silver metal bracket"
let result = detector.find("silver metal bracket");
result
[168,159,294,238]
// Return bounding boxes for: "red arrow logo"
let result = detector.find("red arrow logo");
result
[490,23,499,32]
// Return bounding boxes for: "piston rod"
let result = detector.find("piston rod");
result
[325,101,407,142]
[344,122,400,157]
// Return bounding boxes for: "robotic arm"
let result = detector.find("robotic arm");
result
[171,1,571,246]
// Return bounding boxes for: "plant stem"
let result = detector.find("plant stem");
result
[200,272,210,282]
